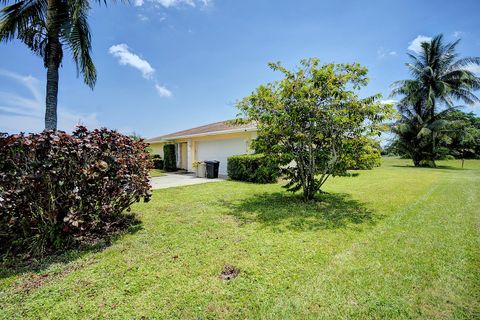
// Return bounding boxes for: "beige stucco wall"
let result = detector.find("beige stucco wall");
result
[180,142,188,170]
[190,131,255,161]
[148,130,257,172]
[149,143,165,158]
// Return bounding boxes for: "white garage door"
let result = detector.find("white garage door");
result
[196,138,247,175]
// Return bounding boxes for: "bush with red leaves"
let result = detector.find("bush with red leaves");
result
[0,126,152,256]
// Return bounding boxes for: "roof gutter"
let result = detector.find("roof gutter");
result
[147,126,257,143]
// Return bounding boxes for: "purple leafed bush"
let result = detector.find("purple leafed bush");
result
[0,126,152,256]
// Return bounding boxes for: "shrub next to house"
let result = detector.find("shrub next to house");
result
[0,126,152,256]
[163,144,177,172]
[152,154,164,170]
[227,154,279,183]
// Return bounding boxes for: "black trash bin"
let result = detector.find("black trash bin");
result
[205,160,220,179]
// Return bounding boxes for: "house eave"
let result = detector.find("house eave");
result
[147,126,257,143]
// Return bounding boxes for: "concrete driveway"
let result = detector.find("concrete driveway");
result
[150,172,225,190]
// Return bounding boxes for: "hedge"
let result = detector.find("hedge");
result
[227,154,279,183]
[0,127,152,256]
[152,154,164,170]
[163,144,177,172]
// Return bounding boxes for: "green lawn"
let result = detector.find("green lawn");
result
[1,158,479,319]
[149,169,166,177]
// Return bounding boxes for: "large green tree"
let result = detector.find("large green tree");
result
[0,0,102,130]
[438,110,480,164]
[236,59,394,201]
[391,34,480,167]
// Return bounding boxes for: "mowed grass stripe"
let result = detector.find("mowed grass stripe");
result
[268,167,479,319]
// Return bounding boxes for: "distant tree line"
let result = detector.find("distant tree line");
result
[387,35,480,167]
[385,109,480,160]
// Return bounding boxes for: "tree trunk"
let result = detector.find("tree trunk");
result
[303,175,315,201]
[44,0,62,130]
[412,157,420,167]
[430,132,437,168]
[302,173,315,201]
[45,58,59,130]
[429,97,437,168]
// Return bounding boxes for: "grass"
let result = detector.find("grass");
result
[149,169,166,177]
[1,157,479,319]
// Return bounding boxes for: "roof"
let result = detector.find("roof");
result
[146,120,256,142]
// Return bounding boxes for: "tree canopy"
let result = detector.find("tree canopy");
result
[236,58,395,201]
[388,110,480,163]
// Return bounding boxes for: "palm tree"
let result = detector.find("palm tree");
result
[0,0,100,130]
[391,34,480,166]
[391,96,453,166]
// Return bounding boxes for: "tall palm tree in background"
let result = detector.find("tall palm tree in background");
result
[391,34,480,167]
[0,0,101,130]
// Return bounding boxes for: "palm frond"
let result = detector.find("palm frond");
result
[449,88,480,105]
[1,0,26,5]
[0,0,47,44]
[61,0,96,88]
[428,119,448,131]
[417,126,431,138]
[447,56,480,72]
[436,105,462,119]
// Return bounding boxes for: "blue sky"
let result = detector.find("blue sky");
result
[1,0,479,137]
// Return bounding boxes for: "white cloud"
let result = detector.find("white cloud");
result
[381,99,397,105]
[453,31,463,38]
[109,44,173,98]
[136,0,212,8]
[155,84,172,97]
[109,44,155,79]
[408,35,432,53]
[137,13,149,21]
[0,70,99,133]
[377,48,397,59]
[465,64,480,74]
[157,0,195,7]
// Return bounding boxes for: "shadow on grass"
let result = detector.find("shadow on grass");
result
[0,214,143,281]
[220,192,382,232]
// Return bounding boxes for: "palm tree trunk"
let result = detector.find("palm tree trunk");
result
[45,55,59,130]
[430,131,436,167]
[412,155,420,167]
[429,89,437,167]
[44,0,62,130]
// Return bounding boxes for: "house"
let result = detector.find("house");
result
[146,120,257,175]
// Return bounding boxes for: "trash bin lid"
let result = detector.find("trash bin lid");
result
[205,160,219,164]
